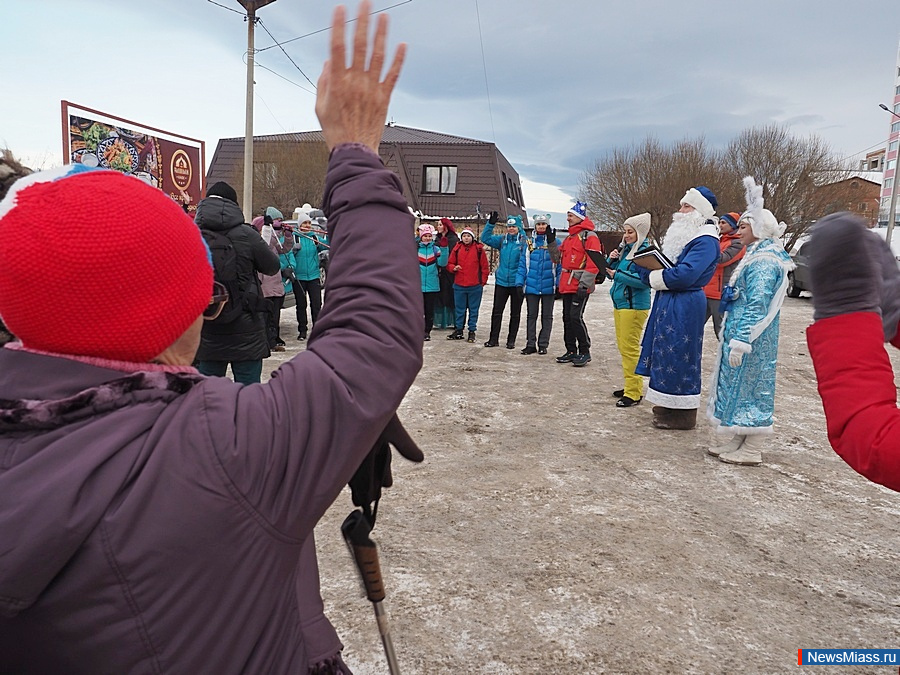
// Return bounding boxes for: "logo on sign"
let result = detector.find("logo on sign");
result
[170,149,192,191]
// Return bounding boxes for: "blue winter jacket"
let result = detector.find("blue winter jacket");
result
[480,222,525,287]
[417,239,442,293]
[515,233,561,295]
[608,240,652,310]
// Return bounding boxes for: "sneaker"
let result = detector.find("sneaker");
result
[467,331,477,343]
[571,353,592,367]
[521,345,537,355]
[612,389,625,398]
[447,330,464,340]
[538,347,547,355]
[298,330,308,341]
[616,395,642,408]
[556,351,577,363]
[424,333,431,342]
[483,340,499,347]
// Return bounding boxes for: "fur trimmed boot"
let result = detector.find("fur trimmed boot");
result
[707,434,745,457]
[719,434,765,466]
[653,407,697,430]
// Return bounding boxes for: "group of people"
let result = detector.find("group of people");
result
[417,180,797,467]
[189,190,329,385]
[2,2,899,671]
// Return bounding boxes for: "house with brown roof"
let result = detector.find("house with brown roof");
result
[205,124,528,224]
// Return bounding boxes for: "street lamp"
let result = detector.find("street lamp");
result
[879,103,900,246]
[237,0,278,222]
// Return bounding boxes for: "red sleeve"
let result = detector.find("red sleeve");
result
[480,248,490,285]
[448,245,458,268]
[807,311,900,492]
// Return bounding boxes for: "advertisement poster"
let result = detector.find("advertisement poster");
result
[61,101,205,213]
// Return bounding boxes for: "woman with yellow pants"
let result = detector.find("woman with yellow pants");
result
[606,213,653,407]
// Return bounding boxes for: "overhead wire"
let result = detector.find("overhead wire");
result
[206,0,245,16]
[473,0,496,144]
[257,17,317,89]
[256,0,414,53]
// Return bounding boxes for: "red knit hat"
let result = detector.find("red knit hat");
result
[0,166,213,362]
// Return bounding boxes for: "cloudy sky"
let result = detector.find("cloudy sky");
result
[4,0,900,220]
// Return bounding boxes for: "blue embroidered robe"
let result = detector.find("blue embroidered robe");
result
[635,233,719,408]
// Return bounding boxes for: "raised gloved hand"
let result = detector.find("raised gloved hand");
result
[807,213,879,322]
[545,227,555,242]
[575,284,588,302]
[348,413,424,526]
[728,349,744,368]
[488,210,499,225]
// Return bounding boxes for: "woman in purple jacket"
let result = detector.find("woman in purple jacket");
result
[0,4,420,673]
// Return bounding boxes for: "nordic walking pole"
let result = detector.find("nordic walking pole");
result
[342,509,401,674]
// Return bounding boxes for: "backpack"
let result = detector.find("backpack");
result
[201,228,246,324]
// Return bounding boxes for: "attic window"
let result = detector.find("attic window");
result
[423,165,457,194]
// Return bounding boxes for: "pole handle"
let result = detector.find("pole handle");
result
[342,510,386,603]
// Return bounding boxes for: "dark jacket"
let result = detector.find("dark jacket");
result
[0,146,423,674]
[194,196,280,362]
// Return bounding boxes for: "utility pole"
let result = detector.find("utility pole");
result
[237,0,278,222]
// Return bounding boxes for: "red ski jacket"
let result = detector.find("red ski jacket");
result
[448,240,489,287]
[808,311,900,492]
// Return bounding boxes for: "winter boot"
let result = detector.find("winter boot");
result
[571,352,592,367]
[424,332,431,342]
[653,407,697,430]
[719,434,765,466]
[556,351,577,364]
[707,434,745,457]
[467,331,477,343]
[521,345,537,355]
[447,329,464,340]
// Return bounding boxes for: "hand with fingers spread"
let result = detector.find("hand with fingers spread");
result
[315,0,407,153]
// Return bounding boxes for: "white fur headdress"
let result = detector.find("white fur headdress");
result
[739,176,785,240]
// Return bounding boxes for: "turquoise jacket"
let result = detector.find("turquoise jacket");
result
[417,239,442,293]
[283,231,328,286]
[480,216,526,287]
[608,240,651,310]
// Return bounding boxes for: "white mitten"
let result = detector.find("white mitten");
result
[728,349,744,368]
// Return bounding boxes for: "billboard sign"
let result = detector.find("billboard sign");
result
[61,101,205,212]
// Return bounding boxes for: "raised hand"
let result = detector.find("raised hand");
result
[315,1,407,153]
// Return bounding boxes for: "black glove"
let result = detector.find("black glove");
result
[488,210,499,225]
[282,267,297,282]
[807,214,879,322]
[264,214,273,226]
[515,286,525,300]
[348,414,424,526]
[545,227,555,242]
[575,284,588,302]
[875,233,900,341]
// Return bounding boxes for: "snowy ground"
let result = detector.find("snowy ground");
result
[263,284,900,674]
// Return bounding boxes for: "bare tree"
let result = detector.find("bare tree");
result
[579,124,851,250]
[726,125,850,251]
[580,136,735,244]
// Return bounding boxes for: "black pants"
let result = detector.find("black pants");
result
[561,293,590,354]
[525,294,555,349]
[488,285,524,345]
[293,278,322,333]
[423,291,439,333]
[264,295,285,348]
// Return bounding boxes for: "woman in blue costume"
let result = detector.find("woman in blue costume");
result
[706,177,794,466]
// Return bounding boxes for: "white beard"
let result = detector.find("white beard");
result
[662,211,707,261]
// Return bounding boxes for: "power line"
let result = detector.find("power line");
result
[473,0,496,144]
[255,91,289,133]
[257,17,317,90]
[256,0,414,53]
[242,52,316,95]
[206,0,245,17]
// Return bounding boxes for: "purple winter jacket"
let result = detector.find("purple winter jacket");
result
[0,146,423,674]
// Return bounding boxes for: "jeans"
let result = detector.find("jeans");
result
[197,359,264,385]
[524,293,555,349]
[561,292,590,354]
[488,285,524,345]
[453,284,483,332]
